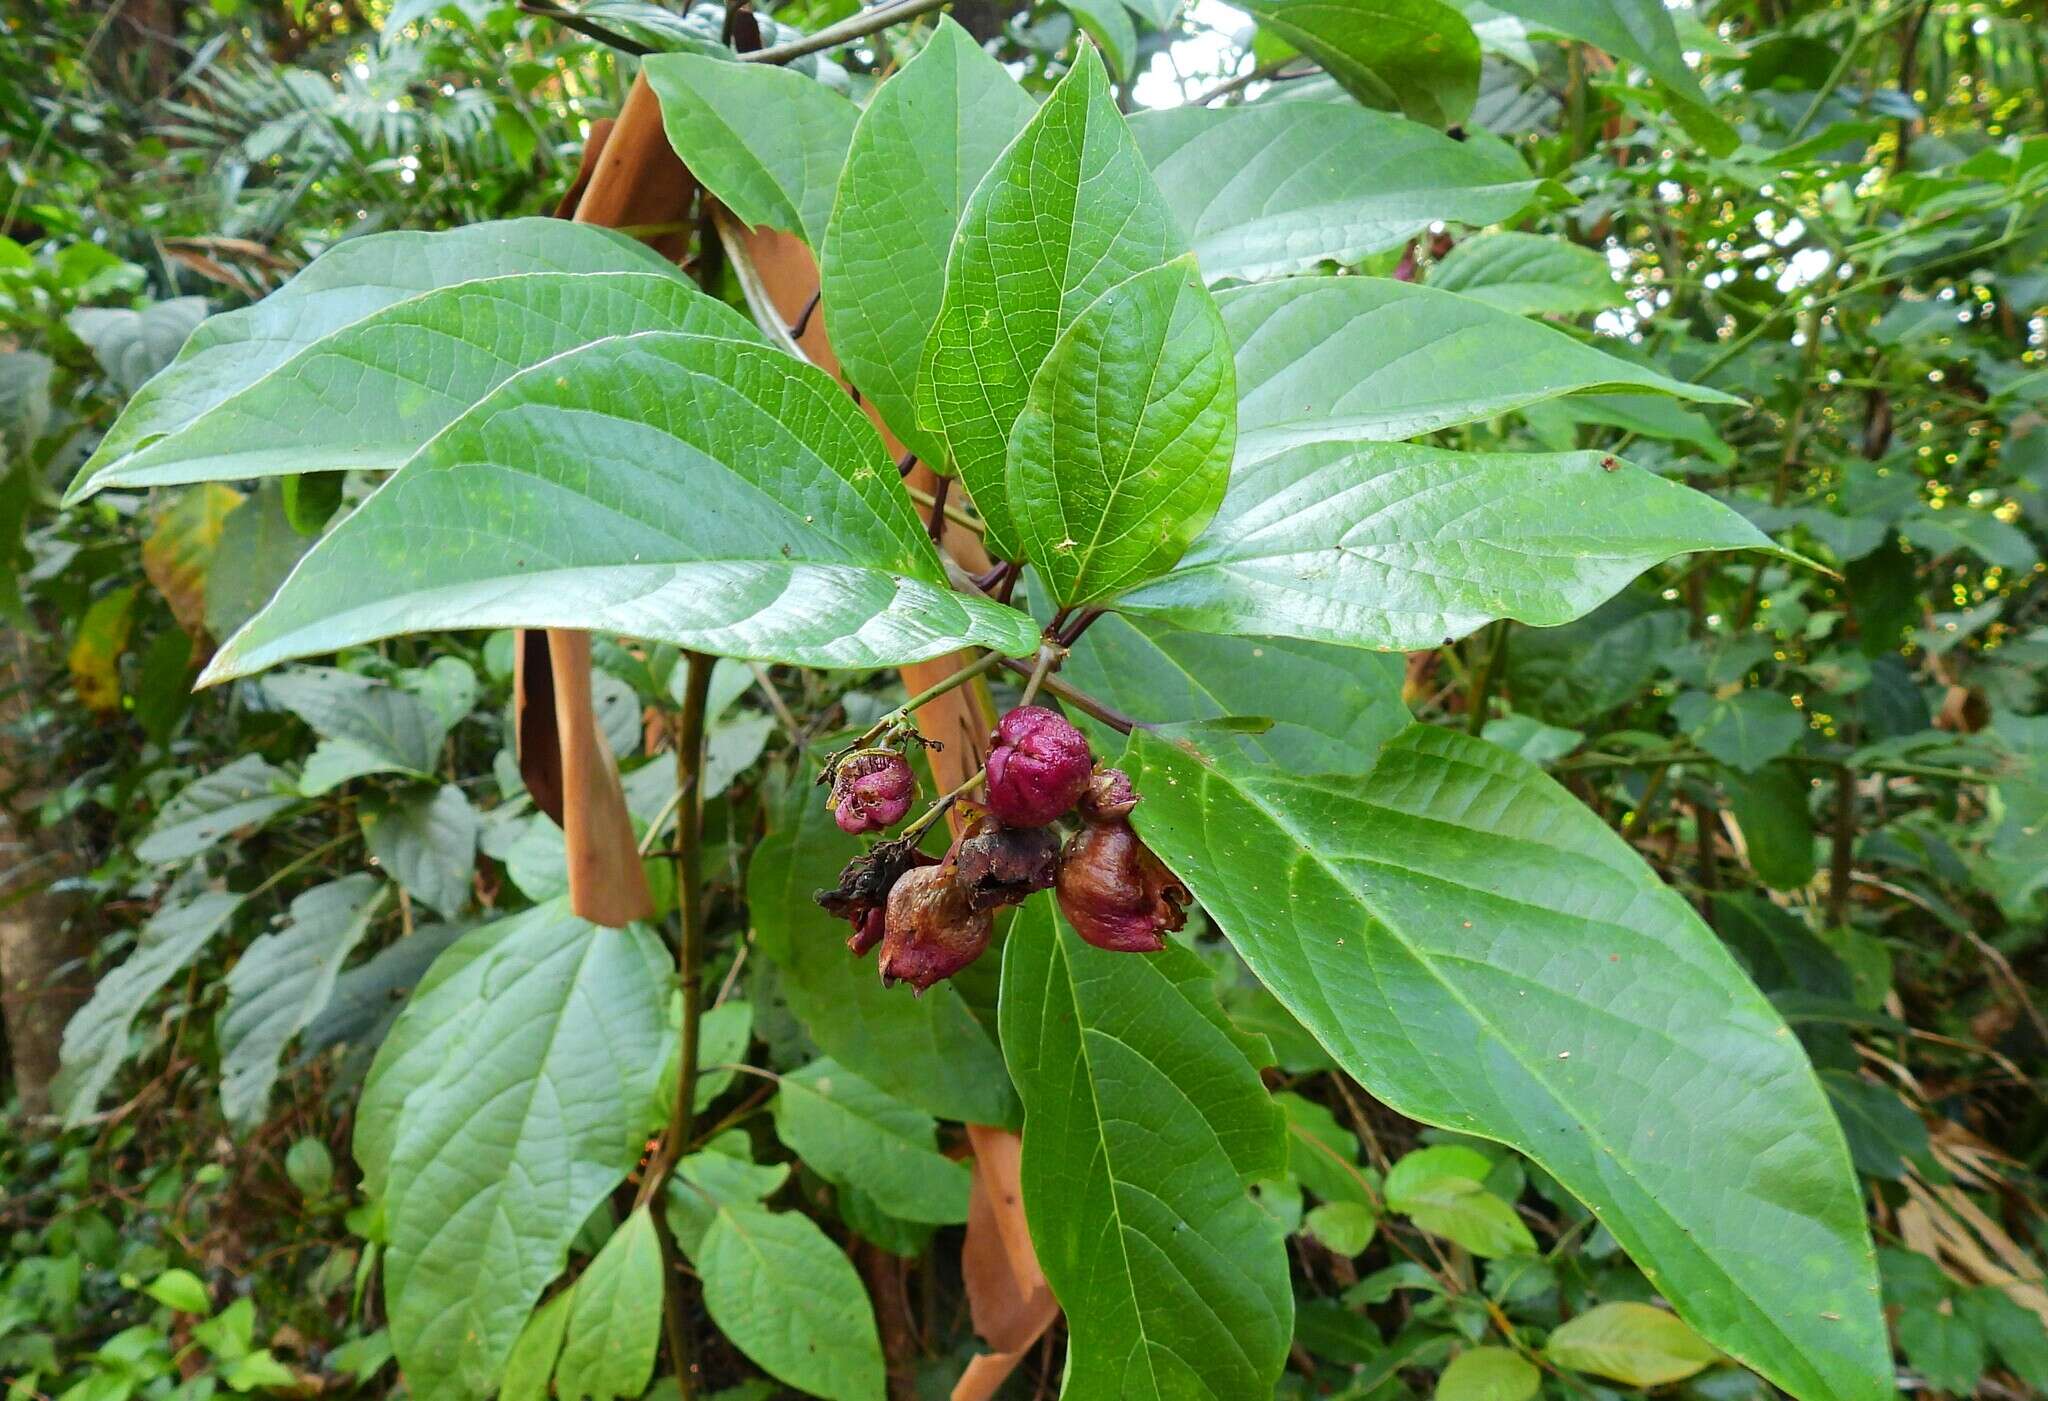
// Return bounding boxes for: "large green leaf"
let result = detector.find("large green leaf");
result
[554,1205,663,1401]
[1485,0,1736,154]
[1124,724,1887,1401]
[1427,230,1627,315]
[1061,611,1409,773]
[218,875,388,1130]
[201,333,1038,683]
[1008,259,1235,605]
[68,272,756,498]
[1110,444,1777,650]
[644,53,857,248]
[917,44,1182,556]
[1235,0,1481,128]
[1130,104,1544,282]
[76,220,676,495]
[998,902,1292,1400]
[263,667,447,795]
[354,919,510,1201]
[134,754,300,863]
[771,1058,972,1224]
[819,18,1035,465]
[382,899,671,1401]
[52,892,244,1123]
[361,784,478,919]
[748,789,1018,1127]
[697,1203,886,1401]
[1222,277,1738,460]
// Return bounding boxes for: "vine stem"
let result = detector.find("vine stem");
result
[1018,642,1062,707]
[992,657,1149,735]
[737,0,950,64]
[834,650,1007,762]
[648,651,714,1400]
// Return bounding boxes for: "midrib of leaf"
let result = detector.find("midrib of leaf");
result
[1183,748,1847,1385]
[1045,931,1260,1394]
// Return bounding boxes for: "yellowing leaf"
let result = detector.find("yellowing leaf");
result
[1436,1346,1540,1401]
[68,584,138,714]
[142,482,242,639]
[1544,1302,1721,1387]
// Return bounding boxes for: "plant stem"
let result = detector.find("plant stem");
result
[1464,622,1507,737]
[992,657,1147,735]
[737,0,950,64]
[851,650,1007,752]
[902,484,985,536]
[900,766,987,843]
[1018,642,1062,707]
[652,650,713,1399]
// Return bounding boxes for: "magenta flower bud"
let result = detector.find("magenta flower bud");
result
[830,749,915,835]
[878,865,992,992]
[983,705,1092,827]
[946,816,1061,913]
[1056,819,1188,954]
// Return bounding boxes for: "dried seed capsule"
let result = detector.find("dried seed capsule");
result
[983,705,1092,827]
[1056,817,1188,954]
[947,816,1061,912]
[878,864,993,991]
[816,841,935,955]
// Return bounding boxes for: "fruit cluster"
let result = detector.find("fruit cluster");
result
[815,705,1188,991]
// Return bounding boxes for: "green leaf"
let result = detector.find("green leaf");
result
[264,668,447,794]
[666,1135,792,1256]
[382,899,671,1401]
[76,220,677,496]
[1304,1201,1378,1256]
[1056,0,1138,78]
[285,1138,335,1199]
[222,1349,300,1392]
[772,1058,972,1225]
[1544,1301,1721,1386]
[361,784,478,919]
[1957,1287,2048,1390]
[500,1289,575,1401]
[1427,231,1626,315]
[1722,765,1818,890]
[1008,259,1235,605]
[998,901,1292,1400]
[354,919,510,1200]
[1673,689,1807,773]
[69,298,209,396]
[1435,1346,1540,1401]
[917,43,1182,556]
[202,333,1038,684]
[219,875,388,1131]
[688,999,754,1111]
[555,1206,663,1401]
[1130,104,1544,282]
[644,53,857,248]
[1485,0,1736,155]
[747,789,1017,1127]
[820,18,1035,465]
[1222,277,1737,460]
[144,1269,212,1316]
[1062,613,1410,773]
[1124,725,1888,1401]
[1111,444,1775,651]
[1385,1146,1534,1257]
[53,892,243,1123]
[1896,1306,1986,1396]
[1278,1092,1374,1206]
[1235,0,1481,127]
[68,272,755,498]
[697,1204,885,1401]
[205,485,313,642]
[134,754,300,863]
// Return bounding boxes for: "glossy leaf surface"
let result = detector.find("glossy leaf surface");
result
[1125,725,1887,1401]
[999,902,1292,1400]
[1221,277,1737,460]
[1008,260,1235,604]
[204,333,1038,682]
[1112,444,1777,650]
[820,18,1035,464]
[917,45,1181,554]
[1131,103,1544,281]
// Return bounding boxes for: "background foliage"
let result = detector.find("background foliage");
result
[5,0,2048,1398]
